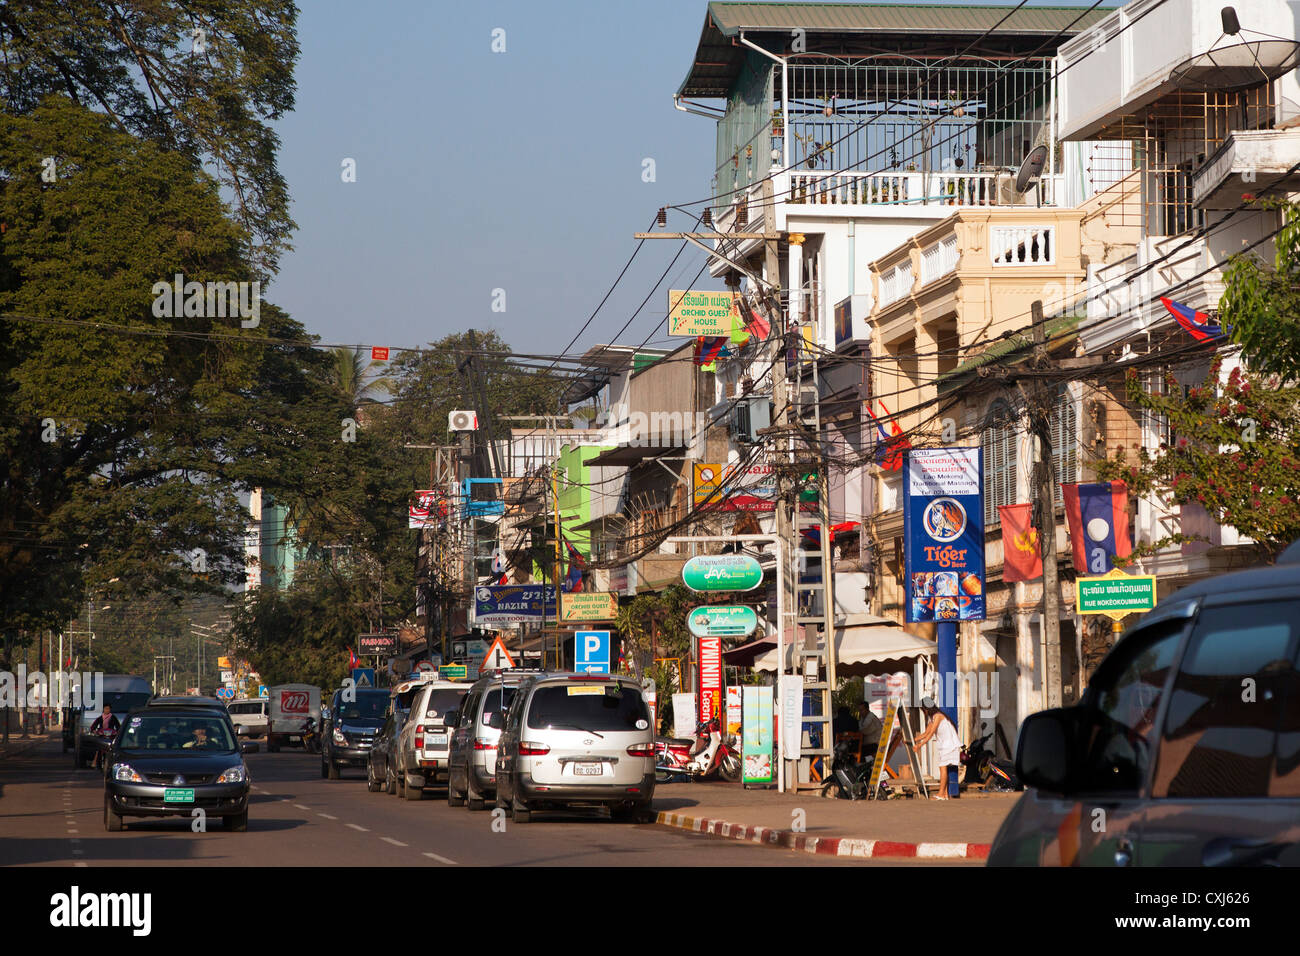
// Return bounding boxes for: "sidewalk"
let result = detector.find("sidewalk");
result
[0,730,58,760]
[651,779,1017,860]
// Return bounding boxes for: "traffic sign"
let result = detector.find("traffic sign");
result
[258,685,267,698]
[351,668,375,688]
[215,687,235,700]
[574,630,611,674]
[1076,569,1157,621]
[482,636,515,671]
[439,664,467,680]
[416,660,436,674]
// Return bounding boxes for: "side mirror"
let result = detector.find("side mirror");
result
[1015,708,1080,793]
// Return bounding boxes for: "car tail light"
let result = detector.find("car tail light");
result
[518,741,550,756]
[473,737,497,751]
[415,726,425,749]
[626,743,655,757]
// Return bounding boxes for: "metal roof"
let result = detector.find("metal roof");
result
[678,2,1118,98]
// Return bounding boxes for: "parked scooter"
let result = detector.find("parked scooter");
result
[820,737,883,800]
[654,718,741,783]
[300,718,321,755]
[961,733,1021,791]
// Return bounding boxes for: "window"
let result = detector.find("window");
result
[1076,620,1187,793]
[526,684,649,732]
[1051,387,1078,504]
[983,399,1017,524]
[1152,601,1300,798]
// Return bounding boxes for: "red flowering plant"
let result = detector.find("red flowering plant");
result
[1096,357,1300,560]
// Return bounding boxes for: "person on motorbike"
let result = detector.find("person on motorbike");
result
[89,704,120,768]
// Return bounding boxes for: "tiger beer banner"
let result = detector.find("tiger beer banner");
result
[903,448,986,624]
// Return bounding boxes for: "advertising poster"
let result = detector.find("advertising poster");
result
[672,692,697,740]
[726,685,743,737]
[779,675,802,760]
[903,447,986,624]
[741,685,773,785]
[697,635,722,725]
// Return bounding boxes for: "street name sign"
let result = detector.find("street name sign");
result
[1076,569,1157,621]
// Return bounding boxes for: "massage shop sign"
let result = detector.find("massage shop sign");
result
[903,447,986,624]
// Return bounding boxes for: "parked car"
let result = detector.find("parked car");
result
[366,693,407,794]
[103,704,253,832]
[448,669,542,810]
[494,672,655,823]
[989,557,1300,866]
[393,679,469,800]
[226,698,269,738]
[67,674,153,770]
[321,687,389,779]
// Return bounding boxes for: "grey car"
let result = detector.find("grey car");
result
[394,680,469,800]
[989,557,1300,866]
[494,673,655,823]
[447,670,540,810]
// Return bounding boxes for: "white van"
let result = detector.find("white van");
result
[267,683,322,751]
[227,698,269,737]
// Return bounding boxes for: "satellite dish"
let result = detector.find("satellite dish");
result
[1167,38,1300,93]
[1015,145,1049,193]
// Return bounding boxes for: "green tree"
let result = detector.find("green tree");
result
[0,0,299,275]
[330,346,392,409]
[1220,198,1300,381]
[1096,359,1300,560]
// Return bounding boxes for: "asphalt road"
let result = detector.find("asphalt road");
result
[0,738,881,867]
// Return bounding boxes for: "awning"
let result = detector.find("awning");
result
[752,616,935,676]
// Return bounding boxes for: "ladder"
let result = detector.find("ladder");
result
[787,316,837,789]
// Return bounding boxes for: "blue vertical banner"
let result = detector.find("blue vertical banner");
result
[903,448,986,625]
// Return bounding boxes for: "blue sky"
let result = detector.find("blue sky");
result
[269,0,1118,359]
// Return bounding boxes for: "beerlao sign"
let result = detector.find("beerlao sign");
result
[667,289,740,337]
[560,591,619,623]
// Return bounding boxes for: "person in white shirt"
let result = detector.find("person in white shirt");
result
[855,702,883,753]
[912,697,961,800]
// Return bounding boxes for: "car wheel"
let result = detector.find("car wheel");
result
[385,763,397,795]
[366,762,383,793]
[404,771,423,800]
[447,771,466,807]
[511,792,531,824]
[104,795,124,832]
[326,757,340,780]
[224,810,249,832]
[466,772,486,812]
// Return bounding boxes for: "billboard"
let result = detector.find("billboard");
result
[472,585,557,624]
[903,447,986,624]
[694,461,776,512]
[667,289,741,337]
[409,489,449,528]
[697,635,722,725]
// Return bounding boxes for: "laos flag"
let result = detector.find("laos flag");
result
[1161,298,1224,342]
[1062,481,1132,574]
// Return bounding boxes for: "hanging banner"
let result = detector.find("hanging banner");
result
[779,675,803,760]
[741,685,774,785]
[672,692,697,740]
[697,635,722,725]
[904,447,986,624]
[409,490,449,528]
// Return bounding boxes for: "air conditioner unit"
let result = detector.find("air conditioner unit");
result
[449,410,478,431]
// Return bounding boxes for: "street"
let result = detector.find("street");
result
[2,739,940,867]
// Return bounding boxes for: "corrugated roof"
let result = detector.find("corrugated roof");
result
[936,312,1083,395]
[678,2,1117,98]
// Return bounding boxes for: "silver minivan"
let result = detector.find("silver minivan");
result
[394,679,469,800]
[494,673,655,823]
[447,670,541,810]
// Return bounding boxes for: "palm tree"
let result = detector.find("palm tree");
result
[330,347,393,410]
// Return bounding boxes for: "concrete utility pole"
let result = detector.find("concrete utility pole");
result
[1027,300,1064,710]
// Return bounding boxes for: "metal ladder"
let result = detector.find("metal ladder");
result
[788,320,837,788]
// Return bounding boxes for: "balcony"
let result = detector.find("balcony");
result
[1193,129,1300,208]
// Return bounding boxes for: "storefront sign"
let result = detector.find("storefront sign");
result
[560,591,619,623]
[693,462,776,511]
[667,289,741,337]
[742,685,773,785]
[903,448,986,623]
[473,585,557,624]
[687,605,758,638]
[697,635,722,724]
[682,554,763,592]
[1076,568,1157,621]
[358,633,398,655]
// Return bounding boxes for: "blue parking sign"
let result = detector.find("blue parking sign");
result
[574,630,610,674]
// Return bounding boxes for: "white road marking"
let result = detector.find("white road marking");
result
[74,862,87,868]
[346,823,369,832]
[294,803,311,810]
[381,837,408,847]
[422,851,458,865]
[317,813,338,820]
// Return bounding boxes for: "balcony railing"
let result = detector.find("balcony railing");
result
[785,170,1061,208]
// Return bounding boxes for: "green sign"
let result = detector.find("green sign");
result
[438,664,467,680]
[687,605,758,638]
[163,788,195,804]
[1076,570,1157,621]
[681,554,763,592]
[741,685,773,785]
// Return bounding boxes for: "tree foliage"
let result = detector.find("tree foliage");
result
[1096,359,1300,559]
[1220,198,1300,381]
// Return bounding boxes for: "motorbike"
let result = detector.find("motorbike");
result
[820,737,884,800]
[300,718,321,755]
[961,732,1022,791]
[654,718,741,783]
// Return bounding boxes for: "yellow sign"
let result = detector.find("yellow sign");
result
[560,591,619,623]
[866,700,898,795]
[668,289,741,337]
[217,657,232,669]
[693,462,724,505]
[567,685,606,696]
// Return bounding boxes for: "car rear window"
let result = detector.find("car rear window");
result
[1153,600,1300,798]
[481,687,516,726]
[423,688,467,718]
[335,693,387,720]
[526,684,649,733]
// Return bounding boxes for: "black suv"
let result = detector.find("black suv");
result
[321,687,390,779]
[990,555,1300,866]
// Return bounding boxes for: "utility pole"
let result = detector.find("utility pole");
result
[1026,300,1064,710]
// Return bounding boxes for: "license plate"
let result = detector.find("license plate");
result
[573,762,603,776]
[428,735,448,747]
[163,788,195,804]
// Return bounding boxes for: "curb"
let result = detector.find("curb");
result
[654,810,991,860]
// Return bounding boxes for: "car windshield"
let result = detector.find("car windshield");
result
[336,694,387,720]
[118,715,236,752]
[526,684,648,733]
[92,692,151,716]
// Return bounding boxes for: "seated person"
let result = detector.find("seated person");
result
[856,702,883,753]
[183,725,217,749]
[831,707,858,737]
